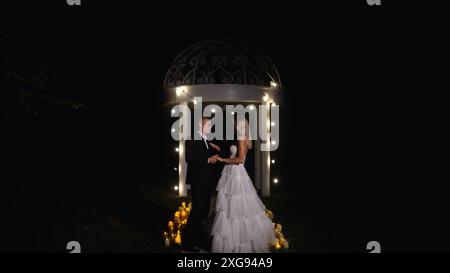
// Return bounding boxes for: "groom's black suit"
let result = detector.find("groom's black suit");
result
[183,131,218,250]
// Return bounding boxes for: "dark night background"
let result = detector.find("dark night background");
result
[1,1,448,252]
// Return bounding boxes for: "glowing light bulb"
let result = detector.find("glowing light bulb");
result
[175,87,184,96]
[271,121,276,127]
[211,108,216,113]
[263,94,269,102]
[174,167,178,171]
[175,147,179,152]
[249,105,255,110]
[193,98,197,104]
[174,185,179,191]
[171,128,175,133]
[271,140,276,145]
[270,81,278,88]
[231,111,235,115]
[271,159,276,164]
[273,178,279,184]
[175,234,181,245]
[171,109,176,114]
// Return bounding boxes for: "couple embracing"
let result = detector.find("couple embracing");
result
[181,117,276,253]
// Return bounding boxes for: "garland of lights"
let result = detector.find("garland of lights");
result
[166,86,284,251]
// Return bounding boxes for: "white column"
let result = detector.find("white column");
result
[261,102,271,197]
[178,140,187,197]
[255,139,261,191]
[261,148,271,197]
[178,102,188,197]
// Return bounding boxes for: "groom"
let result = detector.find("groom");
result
[181,117,219,252]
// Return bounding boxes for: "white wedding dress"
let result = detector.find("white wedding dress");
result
[211,145,276,253]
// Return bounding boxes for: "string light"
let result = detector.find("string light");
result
[168,84,283,247]
[175,87,184,96]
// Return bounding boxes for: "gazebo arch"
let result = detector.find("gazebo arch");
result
[164,39,282,197]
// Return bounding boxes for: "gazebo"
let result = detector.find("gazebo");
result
[164,39,282,197]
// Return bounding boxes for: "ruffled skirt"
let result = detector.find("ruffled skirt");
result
[211,164,276,253]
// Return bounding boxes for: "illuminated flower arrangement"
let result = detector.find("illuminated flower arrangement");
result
[163,201,191,247]
[265,209,290,251]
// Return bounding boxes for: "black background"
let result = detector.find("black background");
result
[1,1,448,252]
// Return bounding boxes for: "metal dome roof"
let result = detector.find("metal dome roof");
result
[163,39,281,89]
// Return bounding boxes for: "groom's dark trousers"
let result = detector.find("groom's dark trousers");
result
[183,133,217,249]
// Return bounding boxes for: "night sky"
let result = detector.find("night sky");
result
[1,1,448,252]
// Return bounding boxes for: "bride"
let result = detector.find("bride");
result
[210,119,276,253]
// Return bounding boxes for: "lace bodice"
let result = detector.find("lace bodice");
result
[229,145,246,165]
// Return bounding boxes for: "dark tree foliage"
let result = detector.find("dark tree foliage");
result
[1,27,82,152]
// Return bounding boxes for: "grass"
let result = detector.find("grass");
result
[3,180,342,252]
